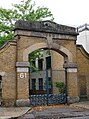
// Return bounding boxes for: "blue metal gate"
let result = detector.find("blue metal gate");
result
[29,69,67,106]
[29,94,66,106]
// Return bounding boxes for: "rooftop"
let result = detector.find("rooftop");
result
[77,23,89,32]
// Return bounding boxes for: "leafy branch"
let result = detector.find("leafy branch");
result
[55,82,65,94]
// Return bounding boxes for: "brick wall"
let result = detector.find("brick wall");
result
[0,41,16,106]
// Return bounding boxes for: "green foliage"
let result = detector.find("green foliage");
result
[0,8,15,46]
[29,50,43,71]
[0,33,13,47]
[29,50,42,62]
[55,82,65,94]
[0,0,54,46]
[12,0,54,21]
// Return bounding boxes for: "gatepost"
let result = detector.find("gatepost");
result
[64,63,79,104]
[16,62,30,106]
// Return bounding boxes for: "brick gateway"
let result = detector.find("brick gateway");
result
[0,20,89,106]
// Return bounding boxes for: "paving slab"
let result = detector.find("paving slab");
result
[0,107,31,118]
[62,116,89,119]
[1,101,89,119]
[18,103,89,119]
[19,114,35,119]
[71,101,89,109]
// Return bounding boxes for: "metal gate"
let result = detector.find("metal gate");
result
[30,94,66,106]
[29,69,67,106]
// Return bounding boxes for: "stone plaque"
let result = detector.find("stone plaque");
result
[67,68,77,72]
[17,67,28,72]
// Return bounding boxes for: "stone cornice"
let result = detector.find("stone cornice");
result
[14,30,76,40]
[14,20,78,36]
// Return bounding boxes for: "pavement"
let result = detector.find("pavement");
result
[0,107,31,119]
[71,101,89,109]
[18,103,89,119]
[0,101,89,119]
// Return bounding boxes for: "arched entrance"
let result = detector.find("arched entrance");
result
[28,48,66,105]
[15,20,79,106]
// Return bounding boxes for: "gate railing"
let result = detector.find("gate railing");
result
[29,94,66,106]
[29,69,67,106]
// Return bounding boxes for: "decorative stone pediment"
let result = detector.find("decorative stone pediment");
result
[14,20,78,36]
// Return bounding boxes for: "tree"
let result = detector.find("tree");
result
[0,0,54,46]
[29,50,43,71]
[0,8,16,45]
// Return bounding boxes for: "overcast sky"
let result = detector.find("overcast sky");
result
[0,0,89,27]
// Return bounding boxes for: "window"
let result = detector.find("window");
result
[38,59,43,70]
[39,78,43,90]
[46,56,51,69]
[32,79,36,90]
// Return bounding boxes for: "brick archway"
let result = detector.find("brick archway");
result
[0,20,89,107]
[14,20,79,106]
[0,20,80,106]
[23,42,73,62]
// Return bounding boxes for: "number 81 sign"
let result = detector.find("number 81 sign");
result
[20,73,27,78]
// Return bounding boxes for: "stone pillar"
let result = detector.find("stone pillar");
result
[64,63,79,103]
[16,62,30,106]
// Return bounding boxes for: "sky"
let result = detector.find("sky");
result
[0,0,89,27]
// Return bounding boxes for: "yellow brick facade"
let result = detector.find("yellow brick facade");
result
[0,20,88,106]
[77,45,89,100]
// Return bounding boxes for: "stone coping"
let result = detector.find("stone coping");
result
[14,20,78,36]
[77,45,89,59]
[0,40,16,50]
